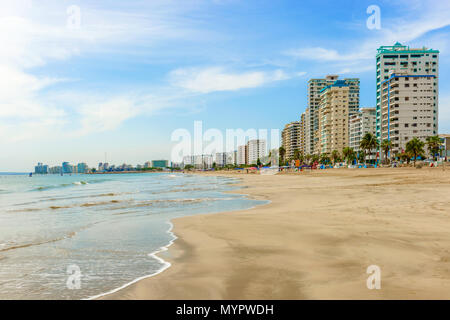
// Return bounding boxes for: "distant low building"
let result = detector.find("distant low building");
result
[152,160,168,168]
[34,163,49,174]
[62,162,73,174]
[439,134,450,159]
[77,162,88,174]
[48,166,62,174]
[215,152,227,167]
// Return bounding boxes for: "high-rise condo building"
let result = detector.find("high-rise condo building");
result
[318,80,351,155]
[307,75,360,155]
[349,108,376,158]
[237,145,248,165]
[376,42,439,141]
[281,121,301,160]
[300,112,306,155]
[304,107,312,154]
[247,139,266,165]
[215,152,227,167]
[380,70,437,155]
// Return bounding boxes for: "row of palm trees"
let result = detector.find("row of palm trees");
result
[280,133,443,167]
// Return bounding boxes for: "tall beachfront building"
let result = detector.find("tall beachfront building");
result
[318,80,351,155]
[380,71,437,155]
[281,121,301,160]
[247,139,266,165]
[237,145,247,165]
[300,112,306,155]
[349,108,376,159]
[307,75,360,155]
[376,43,439,143]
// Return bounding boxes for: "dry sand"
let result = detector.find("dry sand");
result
[102,167,450,299]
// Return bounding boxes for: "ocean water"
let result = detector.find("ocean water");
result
[0,172,264,300]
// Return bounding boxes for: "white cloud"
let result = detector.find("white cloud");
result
[285,1,450,66]
[0,1,214,143]
[169,67,304,93]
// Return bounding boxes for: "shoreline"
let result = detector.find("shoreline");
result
[93,175,263,300]
[100,167,450,299]
[87,221,178,300]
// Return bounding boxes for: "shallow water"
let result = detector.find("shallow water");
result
[0,172,264,299]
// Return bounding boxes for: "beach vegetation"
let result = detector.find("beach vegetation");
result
[342,147,355,165]
[360,132,379,164]
[426,135,442,161]
[331,150,340,165]
[406,137,425,167]
[381,140,392,164]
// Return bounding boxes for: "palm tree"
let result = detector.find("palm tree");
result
[331,150,340,165]
[342,147,355,165]
[406,137,425,167]
[357,150,366,164]
[319,153,330,165]
[360,132,379,164]
[426,135,442,161]
[381,140,392,164]
[279,146,286,166]
[305,154,312,165]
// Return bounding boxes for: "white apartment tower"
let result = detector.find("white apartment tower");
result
[307,75,360,155]
[247,139,266,165]
[281,121,301,160]
[349,108,376,159]
[376,43,439,141]
[237,145,247,165]
[380,71,437,155]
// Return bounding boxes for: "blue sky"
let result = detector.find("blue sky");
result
[1,0,449,171]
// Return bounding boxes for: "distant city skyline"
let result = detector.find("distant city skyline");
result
[1,1,450,171]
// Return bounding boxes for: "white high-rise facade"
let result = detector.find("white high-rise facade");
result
[376,43,439,141]
[247,139,266,165]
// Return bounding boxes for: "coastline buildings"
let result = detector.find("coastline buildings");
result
[349,108,376,152]
[300,112,306,154]
[182,155,213,169]
[306,75,360,155]
[62,162,74,174]
[376,43,439,145]
[440,134,450,159]
[152,160,168,168]
[77,163,88,174]
[215,152,227,167]
[214,152,236,167]
[318,80,351,155]
[34,163,49,174]
[380,70,437,155]
[247,139,266,165]
[237,145,247,165]
[48,166,62,174]
[281,121,301,160]
[349,108,376,159]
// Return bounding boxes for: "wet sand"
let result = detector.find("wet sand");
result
[101,167,450,299]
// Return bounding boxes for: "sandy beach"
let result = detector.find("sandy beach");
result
[101,167,450,299]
